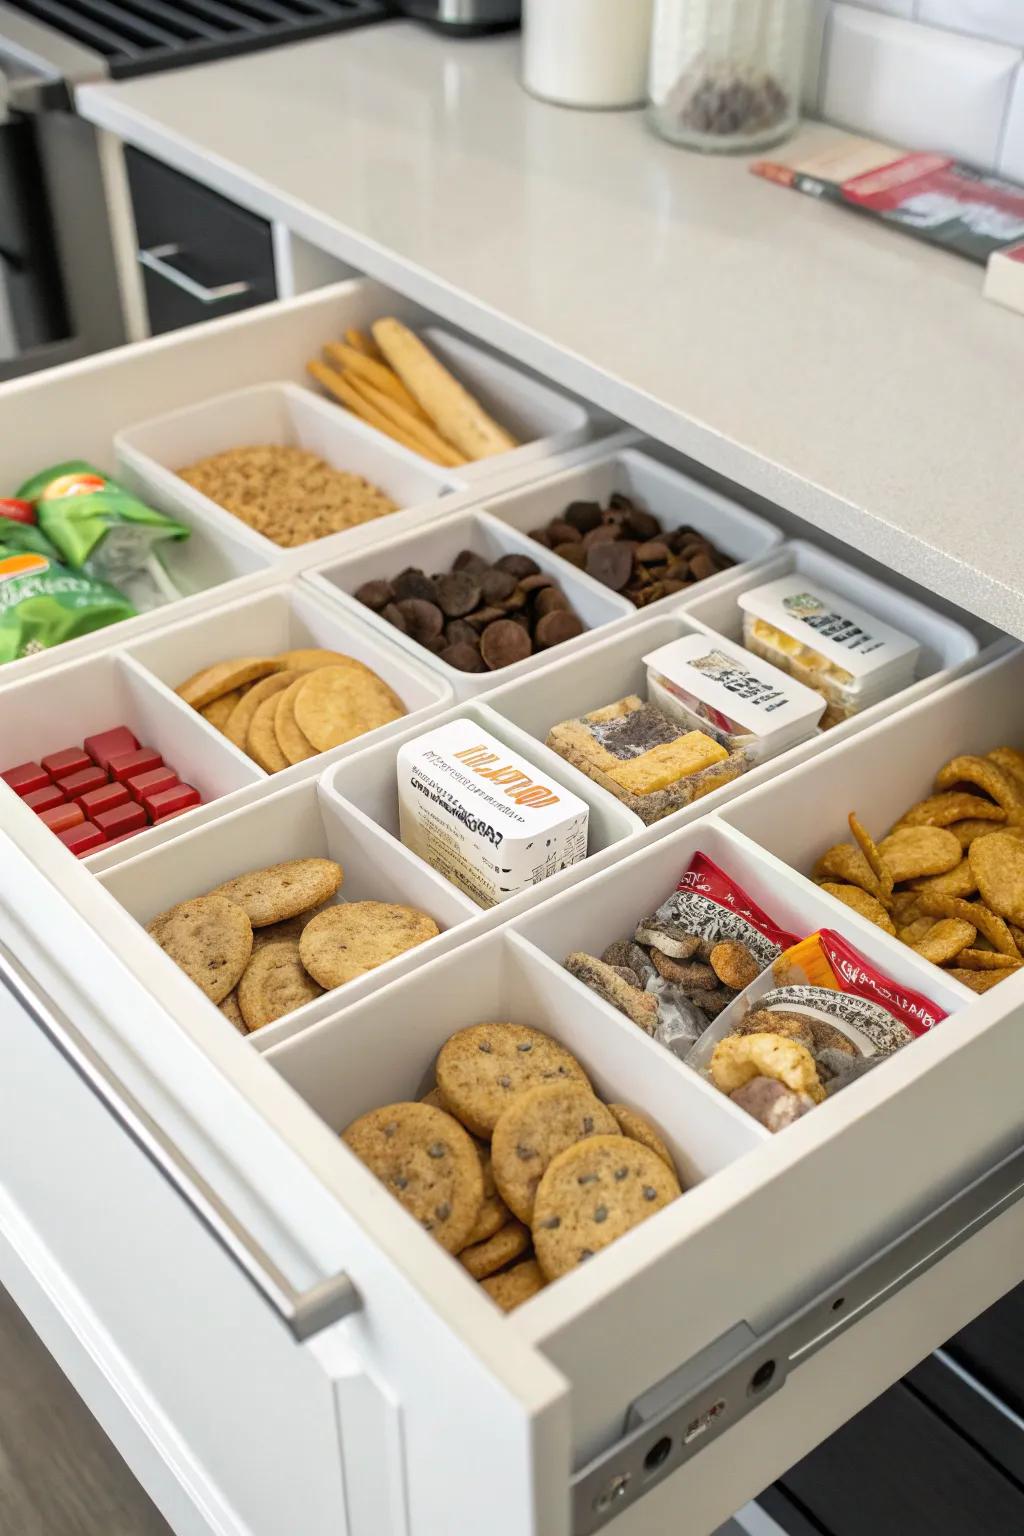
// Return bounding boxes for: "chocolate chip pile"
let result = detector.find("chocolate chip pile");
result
[355,550,584,673]
[665,64,790,138]
[527,493,732,607]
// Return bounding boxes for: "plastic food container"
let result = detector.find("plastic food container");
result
[738,572,923,726]
[643,629,825,765]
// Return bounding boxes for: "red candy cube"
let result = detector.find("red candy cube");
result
[84,725,139,771]
[23,783,67,814]
[127,765,178,805]
[41,746,92,780]
[1,761,50,797]
[95,801,147,838]
[147,782,201,820]
[58,821,106,856]
[40,802,84,834]
[60,764,108,799]
[109,747,163,783]
[78,781,130,819]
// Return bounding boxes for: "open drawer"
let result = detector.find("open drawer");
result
[4,636,1024,1536]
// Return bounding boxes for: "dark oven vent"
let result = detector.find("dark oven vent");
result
[5,0,390,79]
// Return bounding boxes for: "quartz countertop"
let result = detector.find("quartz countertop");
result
[78,23,1024,636]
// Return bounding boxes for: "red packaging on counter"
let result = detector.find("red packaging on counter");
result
[78,781,130,819]
[41,746,92,781]
[23,783,67,813]
[109,746,162,783]
[40,802,84,834]
[127,765,178,805]
[58,820,106,856]
[84,725,139,770]
[95,801,147,838]
[1,761,50,796]
[147,782,200,820]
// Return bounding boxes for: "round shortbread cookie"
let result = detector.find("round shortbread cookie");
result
[343,1102,483,1252]
[177,657,280,711]
[224,670,298,751]
[210,858,342,927]
[251,904,329,950]
[218,989,249,1035]
[237,940,324,1031]
[292,662,406,752]
[459,1220,531,1280]
[464,1142,511,1245]
[145,895,253,1005]
[274,676,319,765]
[299,902,438,989]
[247,691,290,773]
[201,688,244,732]
[532,1135,681,1280]
[480,1258,546,1312]
[436,1023,590,1139]
[491,1083,619,1223]
[606,1104,677,1174]
[275,648,354,671]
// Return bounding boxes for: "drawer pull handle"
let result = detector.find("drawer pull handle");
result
[137,243,251,305]
[0,941,359,1343]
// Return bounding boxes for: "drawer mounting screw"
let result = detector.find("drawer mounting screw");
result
[594,1472,631,1511]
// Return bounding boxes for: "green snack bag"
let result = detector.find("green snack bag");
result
[17,461,189,604]
[0,520,135,664]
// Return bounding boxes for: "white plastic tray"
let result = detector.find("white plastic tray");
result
[477,444,783,617]
[305,506,634,700]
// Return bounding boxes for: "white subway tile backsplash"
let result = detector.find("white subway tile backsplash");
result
[999,68,1024,181]
[918,0,1024,49]
[822,6,1019,169]
[856,0,914,15]
[802,0,832,112]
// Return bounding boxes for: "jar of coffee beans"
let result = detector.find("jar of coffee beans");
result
[648,0,805,153]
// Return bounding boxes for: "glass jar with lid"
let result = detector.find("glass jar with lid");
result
[648,0,807,153]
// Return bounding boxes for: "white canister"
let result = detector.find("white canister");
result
[522,0,655,109]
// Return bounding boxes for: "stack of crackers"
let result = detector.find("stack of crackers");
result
[308,318,518,469]
[175,648,407,773]
[343,1022,682,1310]
[813,747,1024,992]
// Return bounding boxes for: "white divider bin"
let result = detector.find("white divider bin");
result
[115,381,460,567]
[306,506,634,700]
[477,443,782,616]
[123,581,453,784]
[98,775,480,1052]
[721,642,1024,929]
[0,650,261,854]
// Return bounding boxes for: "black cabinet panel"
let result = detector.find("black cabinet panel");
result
[126,148,276,336]
[908,1353,1024,1490]
[947,1283,1024,1423]
[778,1381,1024,1536]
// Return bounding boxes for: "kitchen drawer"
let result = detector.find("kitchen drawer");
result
[126,148,277,336]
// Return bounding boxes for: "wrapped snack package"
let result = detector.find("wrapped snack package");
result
[565,851,799,1058]
[17,462,189,611]
[689,927,948,1131]
[0,519,135,664]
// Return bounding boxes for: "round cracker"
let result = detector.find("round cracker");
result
[908,859,977,899]
[224,670,299,751]
[237,940,324,1030]
[145,895,252,1004]
[877,826,961,883]
[176,657,280,711]
[210,858,342,926]
[299,901,439,989]
[201,688,244,732]
[343,1102,484,1253]
[247,691,290,773]
[953,948,1022,971]
[819,882,896,934]
[275,648,355,671]
[968,831,1024,928]
[946,967,1012,993]
[813,844,882,898]
[911,917,977,965]
[292,662,406,752]
[274,676,319,765]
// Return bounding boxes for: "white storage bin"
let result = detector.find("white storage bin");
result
[478,444,782,616]
[98,775,479,1051]
[306,507,634,700]
[115,381,459,567]
[0,650,260,858]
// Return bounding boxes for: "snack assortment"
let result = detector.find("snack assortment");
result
[355,549,584,673]
[2,727,200,857]
[738,573,920,727]
[307,319,517,468]
[526,492,732,607]
[145,856,440,1032]
[174,648,407,771]
[687,929,947,1131]
[341,1021,682,1307]
[811,748,1024,992]
[546,695,744,824]
[565,852,799,1054]
[397,719,589,908]
[177,445,398,549]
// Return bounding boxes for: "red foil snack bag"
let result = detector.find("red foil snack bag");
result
[637,851,800,969]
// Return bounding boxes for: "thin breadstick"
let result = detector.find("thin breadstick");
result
[344,373,468,468]
[372,317,518,461]
[849,813,895,910]
[345,327,382,361]
[323,342,431,422]
[306,360,433,461]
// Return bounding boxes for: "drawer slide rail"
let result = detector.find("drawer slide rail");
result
[572,1136,1024,1533]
